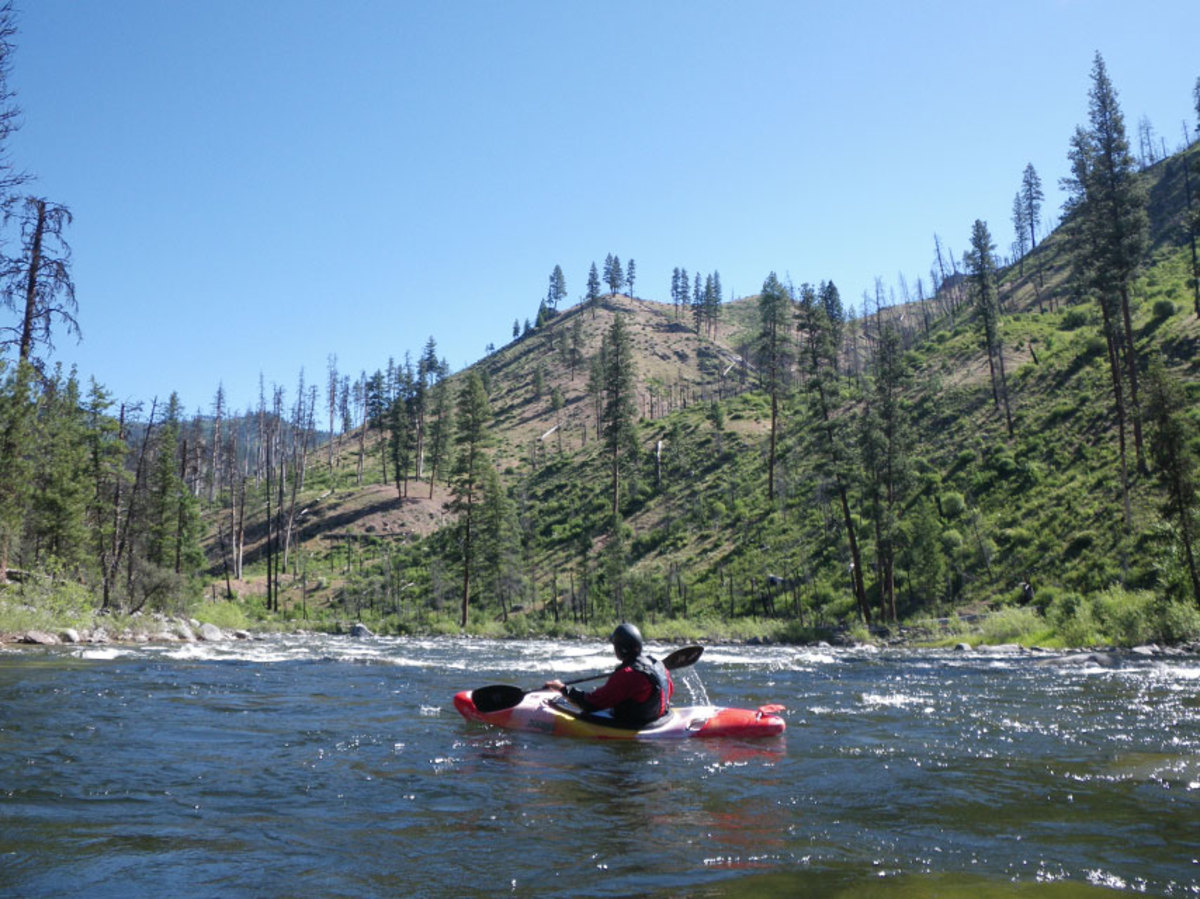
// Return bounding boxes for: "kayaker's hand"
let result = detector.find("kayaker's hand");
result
[544,679,566,693]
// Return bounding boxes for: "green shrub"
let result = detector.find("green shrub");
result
[1061,308,1091,330]
[1063,531,1095,561]
[950,451,975,475]
[979,607,1042,644]
[1159,601,1200,643]
[820,592,857,622]
[194,600,252,631]
[987,449,1018,478]
[1092,587,1158,646]
[998,527,1035,549]
[1048,591,1102,646]
[940,529,964,554]
[847,621,873,644]
[1011,459,1041,489]
[1041,587,1197,647]
[941,492,966,519]
[1044,400,1077,427]
[1082,335,1107,358]
[0,577,96,633]
[1151,299,1177,320]
[1031,584,1060,614]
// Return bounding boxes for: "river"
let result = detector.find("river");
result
[0,636,1196,897]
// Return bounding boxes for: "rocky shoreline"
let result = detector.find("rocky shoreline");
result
[0,617,377,648]
[2,618,1197,661]
[2,618,252,647]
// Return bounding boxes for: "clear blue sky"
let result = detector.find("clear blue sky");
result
[7,1,1198,416]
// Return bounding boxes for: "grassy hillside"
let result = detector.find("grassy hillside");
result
[197,144,1200,646]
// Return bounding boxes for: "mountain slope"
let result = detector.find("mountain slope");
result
[224,142,1200,640]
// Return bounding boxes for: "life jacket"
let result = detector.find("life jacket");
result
[613,654,671,726]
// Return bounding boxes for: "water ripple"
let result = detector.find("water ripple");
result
[1,638,1196,896]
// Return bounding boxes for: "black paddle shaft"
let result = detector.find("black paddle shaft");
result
[470,645,703,714]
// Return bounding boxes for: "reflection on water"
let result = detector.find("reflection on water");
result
[0,637,1196,897]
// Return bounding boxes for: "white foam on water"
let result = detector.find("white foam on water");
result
[73,647,128,661]
[860,692,929,711]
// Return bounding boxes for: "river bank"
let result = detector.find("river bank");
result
[3,613,1198,662]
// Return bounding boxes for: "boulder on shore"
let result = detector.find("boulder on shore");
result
[20,630,60,645]
[174,621,197,643]
[198,623,225,642]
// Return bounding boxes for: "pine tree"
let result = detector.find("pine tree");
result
[797,283,869,622]
[1194,76,1200,139]
[1144,356,1200,606]
[1020,162,1044,251]
[708,270,723,336]
[325,356,338,473]
[569,316,584,381]
[416,337,439,480]
[605,254,623,295]
[903,499,946,611]
[425,361,453,499]
[586,262,601,317]
[1011,192,1030,270]
[587,351,604,440]
[146,393,203,579]
[601,314,637,520]
[625,258,636,298]
[28,365,90,573]
[671,267,689,317]
[703,273,721,338]
[818,280,844,366]
[478,463,523,620]
[84,379,129,608]
[1065,53,1150,471]
[547,264,567,311]
[964,219,1014,436]
[388,391,413,499]
[757,273,791,504]
[859,324,912,622]
[448,370,492,628]
[0,358,34,582]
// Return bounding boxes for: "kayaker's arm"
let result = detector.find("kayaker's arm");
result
[544,678,598,711]
[548,668,651,713]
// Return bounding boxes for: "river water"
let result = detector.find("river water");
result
[0,636,1196,897]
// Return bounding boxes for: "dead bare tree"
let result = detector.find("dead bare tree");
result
[2,198,77,367]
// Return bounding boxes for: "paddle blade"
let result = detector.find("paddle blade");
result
[662,645,703,671]
[471,685,527,713]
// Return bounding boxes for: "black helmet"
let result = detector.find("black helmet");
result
[610,622,644,662]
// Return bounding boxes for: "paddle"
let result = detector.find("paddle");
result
[471,645,704,714]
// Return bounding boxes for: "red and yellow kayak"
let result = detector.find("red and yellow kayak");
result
[453,688,786,740]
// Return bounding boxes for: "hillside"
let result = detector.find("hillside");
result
[206,141,1200,646]
[8,139,1196,647]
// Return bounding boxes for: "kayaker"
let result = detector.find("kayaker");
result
[544,623,674,727]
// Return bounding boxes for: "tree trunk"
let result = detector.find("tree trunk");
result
[17,200,46,364]
[1118,282,1145,473]
[460,503,473,629]
[837,477,869,624]
[996,342,1015,437]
